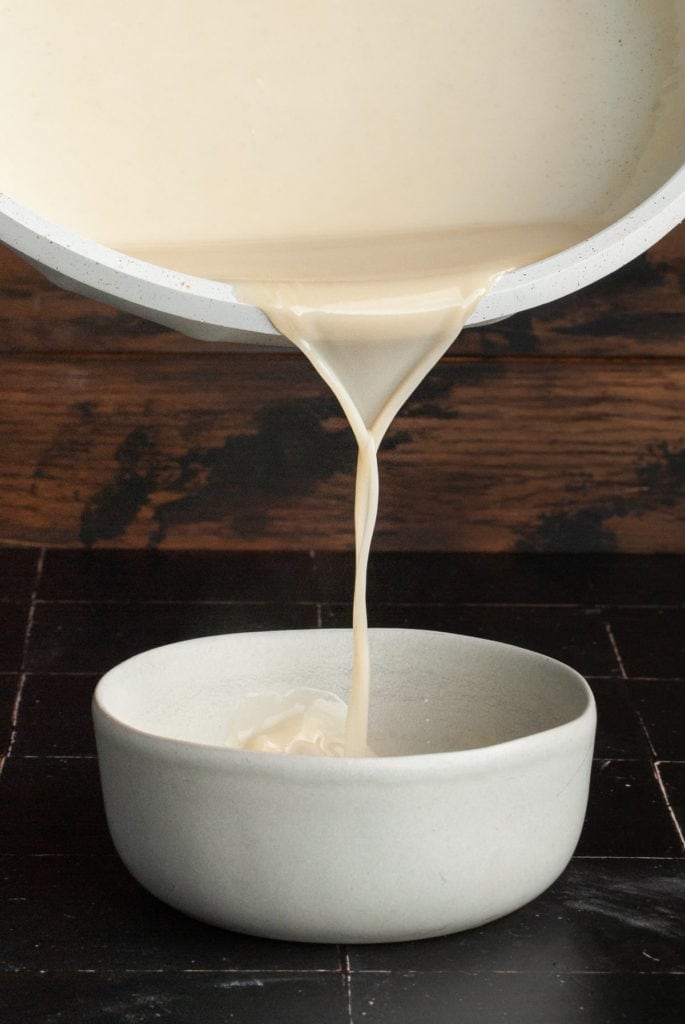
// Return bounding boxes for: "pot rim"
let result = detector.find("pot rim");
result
[2,166,684,339]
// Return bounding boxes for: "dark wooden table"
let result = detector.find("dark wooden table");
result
[1,224,684,552]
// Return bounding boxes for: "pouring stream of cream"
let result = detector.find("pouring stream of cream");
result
[2,1,681,753]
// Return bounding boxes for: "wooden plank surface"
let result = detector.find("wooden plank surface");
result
[1,353,683,551]
[0,224,684,550]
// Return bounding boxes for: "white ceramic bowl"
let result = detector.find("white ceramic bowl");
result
[93,628,596,944]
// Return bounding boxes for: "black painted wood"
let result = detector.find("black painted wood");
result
[1,549,683,1024]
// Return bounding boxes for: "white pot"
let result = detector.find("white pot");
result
[92,628,596,944]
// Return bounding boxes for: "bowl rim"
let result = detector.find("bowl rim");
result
[2,164,684,338]
[92,627,596,778]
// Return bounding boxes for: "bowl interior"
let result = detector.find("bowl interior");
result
[95,628,593,757]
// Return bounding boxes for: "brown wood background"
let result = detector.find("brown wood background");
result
[1,225,684,551]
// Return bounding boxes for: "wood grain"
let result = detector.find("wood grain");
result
[1,353,683,551]
[0,223,683,550]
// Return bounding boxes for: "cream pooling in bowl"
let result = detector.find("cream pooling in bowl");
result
[225,688,350,756]
[2,1,683,755]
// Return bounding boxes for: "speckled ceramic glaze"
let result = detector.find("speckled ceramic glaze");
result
[0,166,683,345]
[92,629,596,944]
